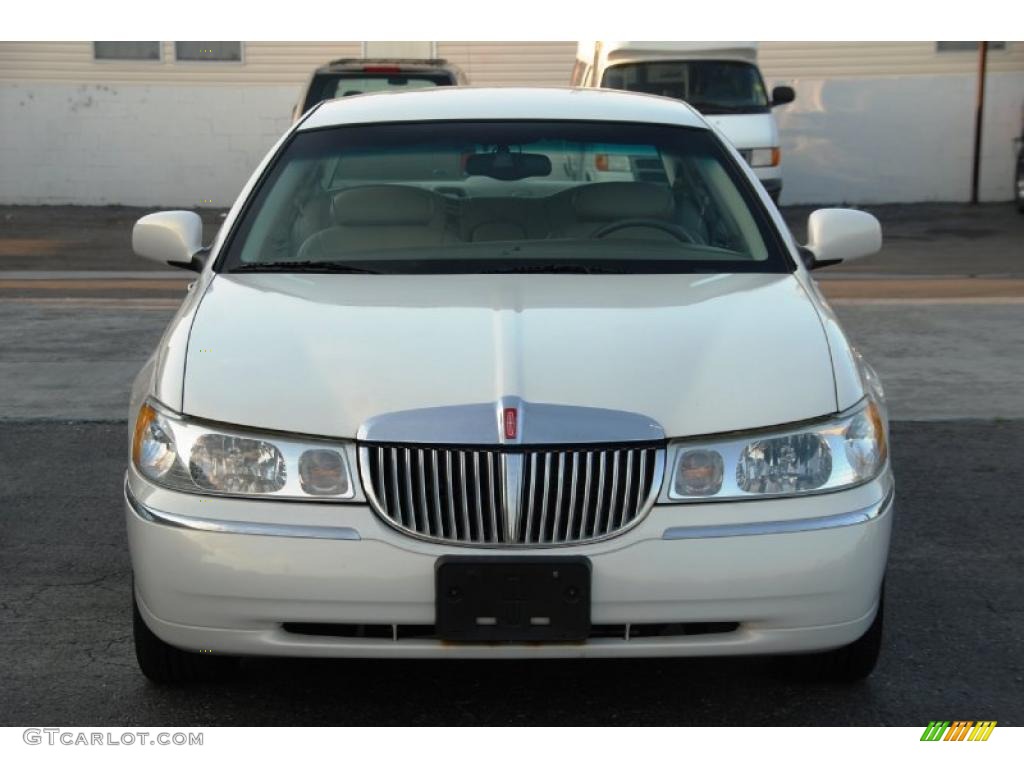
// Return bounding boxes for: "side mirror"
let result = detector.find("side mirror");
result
[803,208,882,269]
[132,211,207,272]
[771,85,795,108]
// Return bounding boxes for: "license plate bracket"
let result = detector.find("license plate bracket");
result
[435,556,591,643]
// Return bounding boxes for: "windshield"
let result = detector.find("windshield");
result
[304,73,452,111]
[220,120,789,275]
[602,61,769,114]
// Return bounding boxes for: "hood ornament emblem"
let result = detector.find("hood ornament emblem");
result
[503,407,518,441]
[498,398,524,541]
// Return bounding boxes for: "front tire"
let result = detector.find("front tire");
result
[786,587,884,683]
[133,588,239,684]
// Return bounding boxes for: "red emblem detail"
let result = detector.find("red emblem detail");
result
[503,407,518,440]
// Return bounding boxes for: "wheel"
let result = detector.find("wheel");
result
[785,587,884,683]
[133,585,239,684]
[590,218,697,243]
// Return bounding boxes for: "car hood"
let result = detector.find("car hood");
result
[182,272,836,440]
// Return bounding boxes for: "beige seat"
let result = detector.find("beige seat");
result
[298,185,455,259]
[458,197,551,242]
[547,182,676,239]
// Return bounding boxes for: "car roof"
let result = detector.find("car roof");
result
[299,87,709,131]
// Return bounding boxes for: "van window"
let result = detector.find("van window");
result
[602,61,769,114]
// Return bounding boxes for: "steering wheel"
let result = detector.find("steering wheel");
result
[591,218,697,244]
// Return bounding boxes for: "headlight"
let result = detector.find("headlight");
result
[673,449,724,496]
[666,398,887,502]
[131,400,357,500]
[747,147,780,167]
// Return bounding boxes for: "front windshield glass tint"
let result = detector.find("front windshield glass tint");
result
[222,121,788,274]
[602,61,769,113]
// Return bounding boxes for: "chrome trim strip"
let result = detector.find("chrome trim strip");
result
[444,450,458,538]
[538,452,552,543]
[502,452,524,543]
[581,450,593,537]
[594,451,607,533]
[125,478,361,541]
[552,452,566,542]
[472,451,485,540]
[430,449,444,538]
[358,399,664,445]
[523,454,538,541]
[566,452,580,538]
[607,449,621,534]
[661,488,894,540]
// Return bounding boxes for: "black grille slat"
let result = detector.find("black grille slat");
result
[363,444,662,546]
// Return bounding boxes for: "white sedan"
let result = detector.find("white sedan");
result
[126,87,892,684]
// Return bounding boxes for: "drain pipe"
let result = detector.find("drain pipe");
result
[970,41,989,204]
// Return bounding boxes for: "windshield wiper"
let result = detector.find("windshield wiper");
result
[231,260,383,274]
[481,263,628,275]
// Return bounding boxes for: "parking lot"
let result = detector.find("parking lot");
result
[1,202,1023,725]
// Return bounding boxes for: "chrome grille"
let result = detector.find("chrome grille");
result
[360,444,664,546]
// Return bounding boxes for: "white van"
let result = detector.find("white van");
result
[573,42,794,202]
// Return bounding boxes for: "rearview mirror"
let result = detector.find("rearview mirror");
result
[132,211,206,272]
[465,150,552,181]
[803,209,882,269]
[771,85,796,108]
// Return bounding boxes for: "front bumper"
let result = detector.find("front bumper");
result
[126,468,893,659]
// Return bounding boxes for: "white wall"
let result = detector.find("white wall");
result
[0,45,1021,207]
[365,41,433,58]
[0,83,295,206]
[768,71,1024,204]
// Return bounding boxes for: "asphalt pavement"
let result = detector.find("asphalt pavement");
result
[1,202,1022,726]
